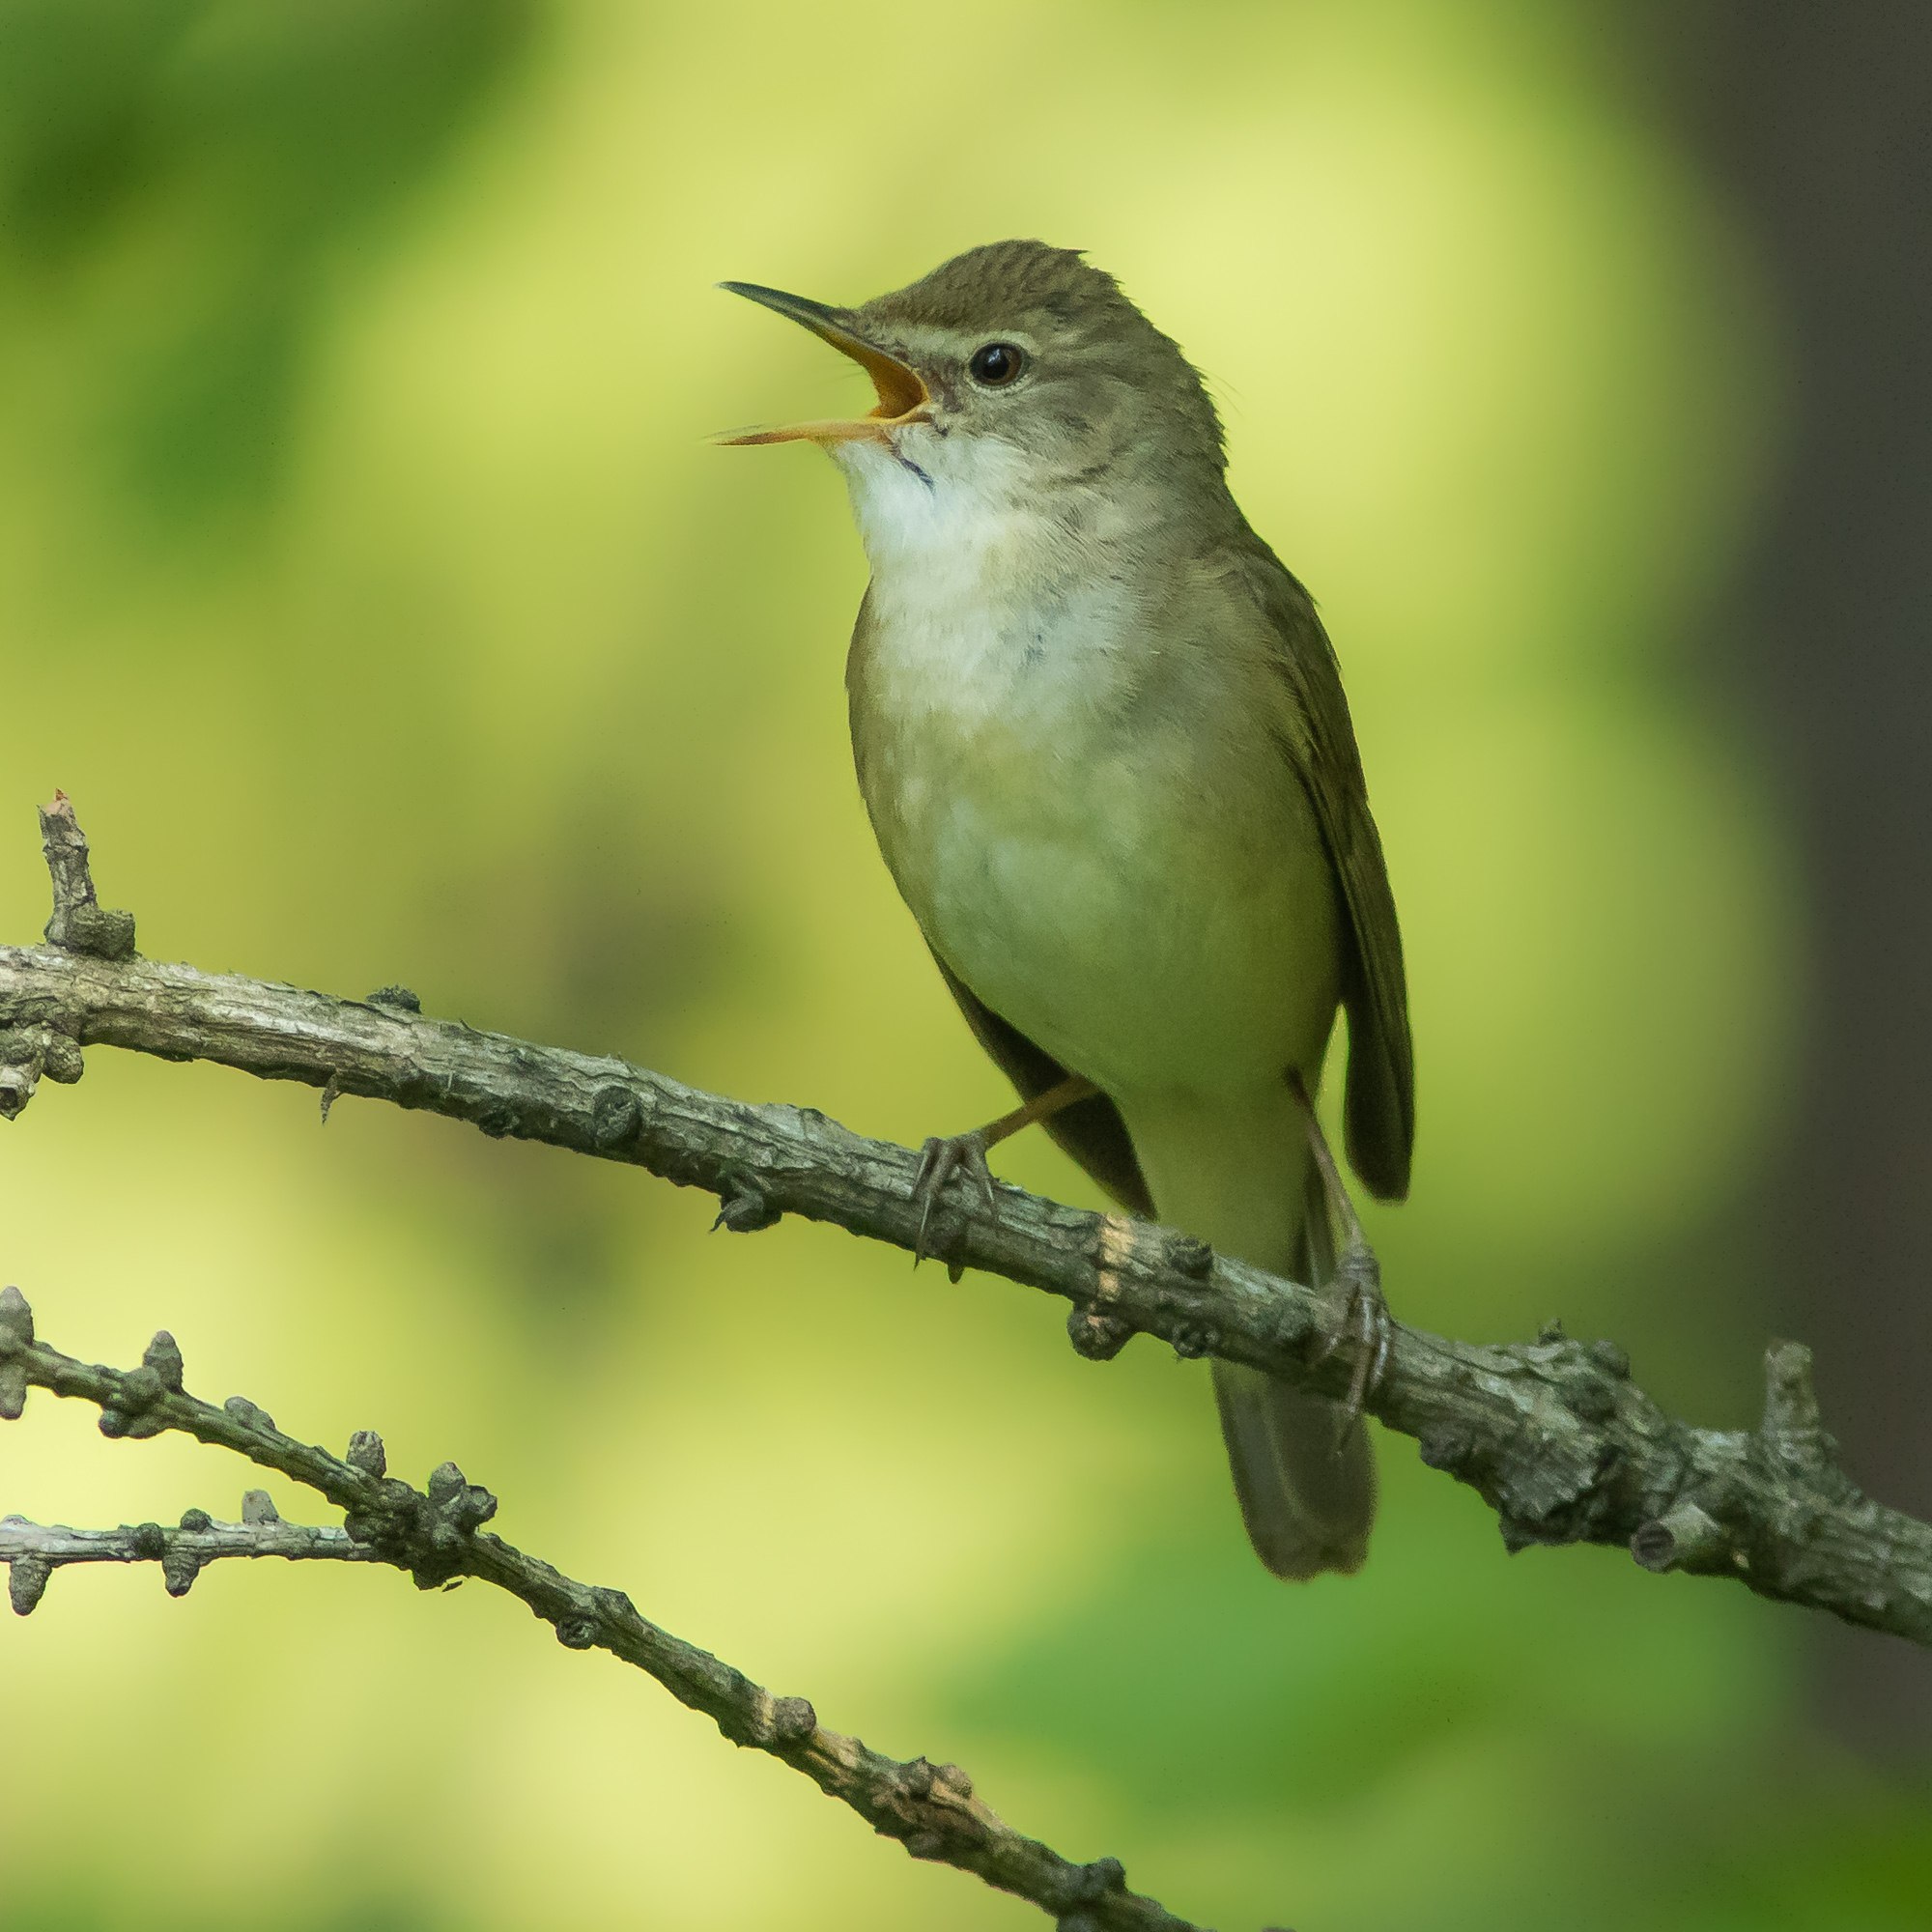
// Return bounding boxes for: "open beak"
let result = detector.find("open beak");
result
[716,281,929,445]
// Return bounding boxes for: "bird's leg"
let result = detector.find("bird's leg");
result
[912,1074,1098,1271]
[1286,1069,1392,1432]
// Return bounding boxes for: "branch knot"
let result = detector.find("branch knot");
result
[1760,1340,1839,1476]
[39,795,136,960]
[1631,1496,1736,1575]
[341,1463,497,1588]
[99,1364,170,1439]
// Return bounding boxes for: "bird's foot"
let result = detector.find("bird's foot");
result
[1315,1238,1393,1439]
[911,1127,997,1277]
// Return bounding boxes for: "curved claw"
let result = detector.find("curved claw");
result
[911,1128,997,1271]
[1315,1240,1392,1438]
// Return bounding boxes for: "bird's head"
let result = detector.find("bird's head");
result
[720,241,1227,536]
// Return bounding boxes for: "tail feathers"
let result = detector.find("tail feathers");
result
[1212,1363,1375,1577]
[1212,1162,1376,1579]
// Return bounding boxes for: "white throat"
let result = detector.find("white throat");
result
[833,426,1037,575]
[834,428,1136,727]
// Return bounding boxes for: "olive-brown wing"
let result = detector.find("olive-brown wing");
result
[1233,545,1415,1201]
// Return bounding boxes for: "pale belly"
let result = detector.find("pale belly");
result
[838,435,1344,1107]
[861,699,1343,1103]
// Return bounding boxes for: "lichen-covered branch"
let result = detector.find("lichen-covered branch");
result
[3,799,1930,1649]
[0,1288,1197,1932]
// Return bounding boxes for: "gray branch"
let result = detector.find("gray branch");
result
[0,1496,371,1612]
[0,1288,1196,1932]
[2,799,1929,1652]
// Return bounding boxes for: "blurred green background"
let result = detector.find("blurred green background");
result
[2,2,1927,1927]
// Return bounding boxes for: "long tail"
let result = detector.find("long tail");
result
[1125,1089,1376,1579]
[1210,1159,1374,1577]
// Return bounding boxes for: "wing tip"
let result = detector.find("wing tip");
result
[1344,1063,1413,1203]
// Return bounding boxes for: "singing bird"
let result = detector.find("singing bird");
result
[723,242,1412,1578]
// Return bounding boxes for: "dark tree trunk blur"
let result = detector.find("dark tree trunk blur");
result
[1637,0,1932,1757]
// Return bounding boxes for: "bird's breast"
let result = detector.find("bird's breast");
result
[849,555,1342,1100]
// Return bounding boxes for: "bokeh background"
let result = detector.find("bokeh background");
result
[3,3,1928,1927]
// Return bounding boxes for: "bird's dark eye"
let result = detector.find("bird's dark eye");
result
[968,342,1026,386]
